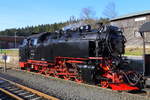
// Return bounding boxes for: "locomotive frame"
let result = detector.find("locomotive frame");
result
[19,24,145,91]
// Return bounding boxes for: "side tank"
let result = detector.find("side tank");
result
[19,25,125,62]
[19,32,99,62]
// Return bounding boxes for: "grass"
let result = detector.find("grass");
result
[0,49,19,67]
[0,49,19,56]
[0,48,148,57]
[125,48,150,56]
[125,48,143,56]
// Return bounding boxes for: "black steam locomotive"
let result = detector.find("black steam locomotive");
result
[19,24,145,91]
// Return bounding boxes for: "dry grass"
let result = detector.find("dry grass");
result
[0,49,19,68]
[0,48,149,57]
[0,49,19,56]
[125,48,150,56]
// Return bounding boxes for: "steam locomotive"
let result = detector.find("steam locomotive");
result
[19,24,145,91]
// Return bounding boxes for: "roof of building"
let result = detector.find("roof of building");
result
[0,36,24,42]
[111,10,150,21]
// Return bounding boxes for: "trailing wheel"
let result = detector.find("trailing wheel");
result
[50,71,59,78]
[44,69,51,77]
[74,75,83,83]
[100,81,109,88]
[63,75,70,80]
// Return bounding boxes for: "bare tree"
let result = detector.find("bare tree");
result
[69,16,77,24]
[80,7,96,19]
[80,7,97,25]
[103,2,117,19]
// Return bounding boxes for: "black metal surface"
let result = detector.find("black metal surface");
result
[78,64,95,84]
[19,25,125,63]
[138,22,150,76]
[144,54,150,76]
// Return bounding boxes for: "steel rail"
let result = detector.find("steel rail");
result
[0,76,59,100]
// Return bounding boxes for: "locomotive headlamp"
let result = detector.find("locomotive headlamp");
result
[79,25,91,32]
[79,26,84,30]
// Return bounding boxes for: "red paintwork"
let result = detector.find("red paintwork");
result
[55,57,88,60]
[88,57,103,60]
[66,60,84,63]
[109,83,139,90]
[19,57,139,91]
[19,62,27,68]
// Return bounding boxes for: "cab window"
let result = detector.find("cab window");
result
[29,38,38,46]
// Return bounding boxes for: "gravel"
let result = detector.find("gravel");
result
[0,69,149,100]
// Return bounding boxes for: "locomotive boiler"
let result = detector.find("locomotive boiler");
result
[19,24,145,91]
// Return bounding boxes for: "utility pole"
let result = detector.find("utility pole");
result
[15,32,17,48]
[3,53,7,72]
[0,45,2,54]
[142,33,145,76]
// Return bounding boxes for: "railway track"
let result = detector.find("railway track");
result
[1,68,150,100]
[16,68,150,97]
[0,76,59,100]
[12,69,150,94]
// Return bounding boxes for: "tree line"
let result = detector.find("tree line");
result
[0,1,116,36]
[0,22,68,36]
[0,18,109,36]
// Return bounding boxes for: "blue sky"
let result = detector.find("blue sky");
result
[0,0,150,30]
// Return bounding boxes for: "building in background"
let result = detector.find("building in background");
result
[0,36,24,49]
[110,10,150,48]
